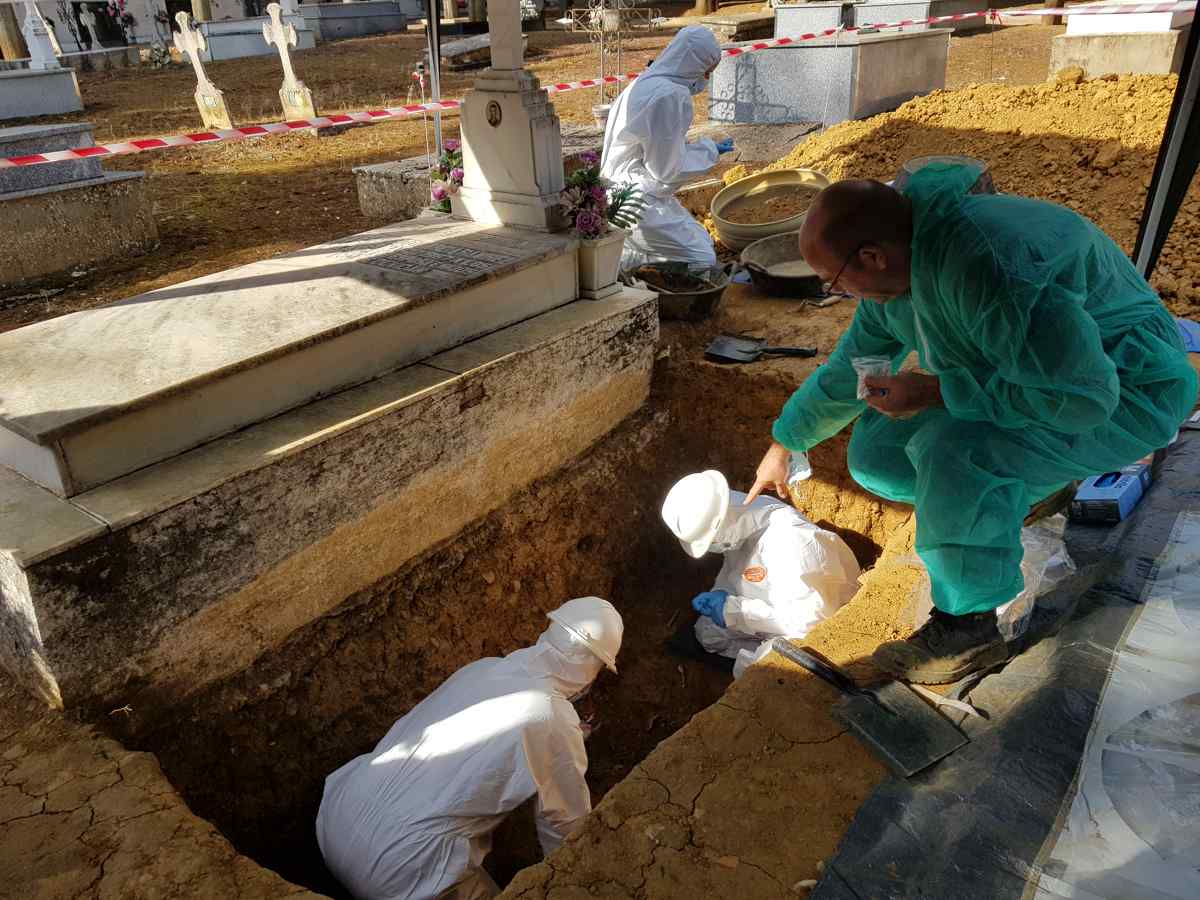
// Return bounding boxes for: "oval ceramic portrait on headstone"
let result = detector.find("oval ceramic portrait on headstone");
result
[487,101,502,128]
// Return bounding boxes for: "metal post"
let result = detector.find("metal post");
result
[424,0,444,151]
[1133,13,1200,277]
[598,0,606,105]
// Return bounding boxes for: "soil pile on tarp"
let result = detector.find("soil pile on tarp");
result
[710,75,1198,319]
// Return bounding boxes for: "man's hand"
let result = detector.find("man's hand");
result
[862,372,943,418]
[746,441,791,504]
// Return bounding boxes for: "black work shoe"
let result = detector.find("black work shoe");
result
[873,609,1009,685]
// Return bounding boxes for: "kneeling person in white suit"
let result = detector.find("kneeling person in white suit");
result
[662,471,860,675]
[315,597,624,900]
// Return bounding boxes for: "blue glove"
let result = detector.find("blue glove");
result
[716,138,735,155]
[692,590,729,628]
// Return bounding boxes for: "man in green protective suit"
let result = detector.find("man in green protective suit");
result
[747,164,1197,684]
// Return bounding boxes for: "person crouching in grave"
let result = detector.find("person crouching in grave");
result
[662,470,861,677]
[316,597,623,900]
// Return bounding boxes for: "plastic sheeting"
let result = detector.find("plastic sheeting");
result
[813,432,1200,900]
[1034,509,1200,899]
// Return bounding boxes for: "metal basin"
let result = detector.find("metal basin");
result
[710,169,831,252]
[739,232,825,298]
[631,263,730,321]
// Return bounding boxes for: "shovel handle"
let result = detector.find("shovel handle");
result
[770,638,862,697]
[761,346,818,358]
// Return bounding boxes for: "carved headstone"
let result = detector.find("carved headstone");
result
[173,12,234,130]
[22,0,61,70]
[450,0,566,230]
[263,2,316,121]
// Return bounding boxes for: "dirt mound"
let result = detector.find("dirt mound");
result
[708,76,1200,319]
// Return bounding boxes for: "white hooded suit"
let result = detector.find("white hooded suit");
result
[697,492,862,675]
[316,625,604,900]
[599,26,722,269]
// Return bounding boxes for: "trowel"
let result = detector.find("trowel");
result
[705,334,817,364]
[770,639,968,777]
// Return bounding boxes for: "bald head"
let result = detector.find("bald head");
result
[799,179,913,302]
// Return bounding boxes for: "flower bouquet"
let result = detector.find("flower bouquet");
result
[429,140,464,213]
[561,151,645,296]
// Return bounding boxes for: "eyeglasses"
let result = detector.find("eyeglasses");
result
[821,242,865,295]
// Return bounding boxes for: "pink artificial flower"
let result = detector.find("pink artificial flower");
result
[431,182,449,202]
[450,167,464,183]
[589,185,607,205]
[444,139,461,152]
[580,150,600,167]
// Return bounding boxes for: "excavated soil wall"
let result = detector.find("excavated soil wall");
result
[106,313,911,895]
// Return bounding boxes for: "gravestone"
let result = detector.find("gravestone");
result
[264,1,316,120]
[450,0,565,230]
[174,12,234,129]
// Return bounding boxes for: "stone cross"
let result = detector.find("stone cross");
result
[22,0,60,70]
[487,0,524,71]
[173,12,234,129]
[263,2,316,121]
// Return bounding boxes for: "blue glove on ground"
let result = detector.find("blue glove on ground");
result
[716,138,735,154]
[692,590,729,628]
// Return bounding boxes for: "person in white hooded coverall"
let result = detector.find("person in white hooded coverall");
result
[315,597,623,900]
[662,471,861,677]
[600,26,728,269]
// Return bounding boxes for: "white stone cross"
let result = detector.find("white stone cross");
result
[22,0,61,70]
[173,12,234,129]
[487,0,525,71]
[264,3,301,89]
[264,2,316,120]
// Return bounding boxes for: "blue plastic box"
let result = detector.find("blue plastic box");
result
[1070,462,1153,524]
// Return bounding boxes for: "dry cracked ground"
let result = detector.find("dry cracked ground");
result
[0,686,322,900]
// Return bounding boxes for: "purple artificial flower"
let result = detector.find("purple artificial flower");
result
[575,208,604,238]
[589,185,608,205]
[580,150,600,167]
[444,139,461,152]
[431,182,449,202]
[450,167,465,184]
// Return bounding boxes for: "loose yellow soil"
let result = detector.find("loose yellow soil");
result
[716,74,1199,320]
[719,183,819,225]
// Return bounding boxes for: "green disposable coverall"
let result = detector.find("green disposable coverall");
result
[773,164,1198,615]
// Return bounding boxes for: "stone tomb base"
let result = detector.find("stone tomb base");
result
[355,125,605,222]
[199,17,316,61]
[709,29,949,127]
[0,173,156,285]
[0,289,657,712]
[1050,27,1191,78]
[0,68,83,121]
[773,0,989,36]
[300,0,409,41]
[0,123,156,286]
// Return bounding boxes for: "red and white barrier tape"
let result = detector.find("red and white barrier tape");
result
[1004,1,1195,15]
[3,1,1196,169]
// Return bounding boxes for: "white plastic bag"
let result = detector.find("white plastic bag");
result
[906,514,1076,642]
[787,451,812,490]
[852,356,891,400]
